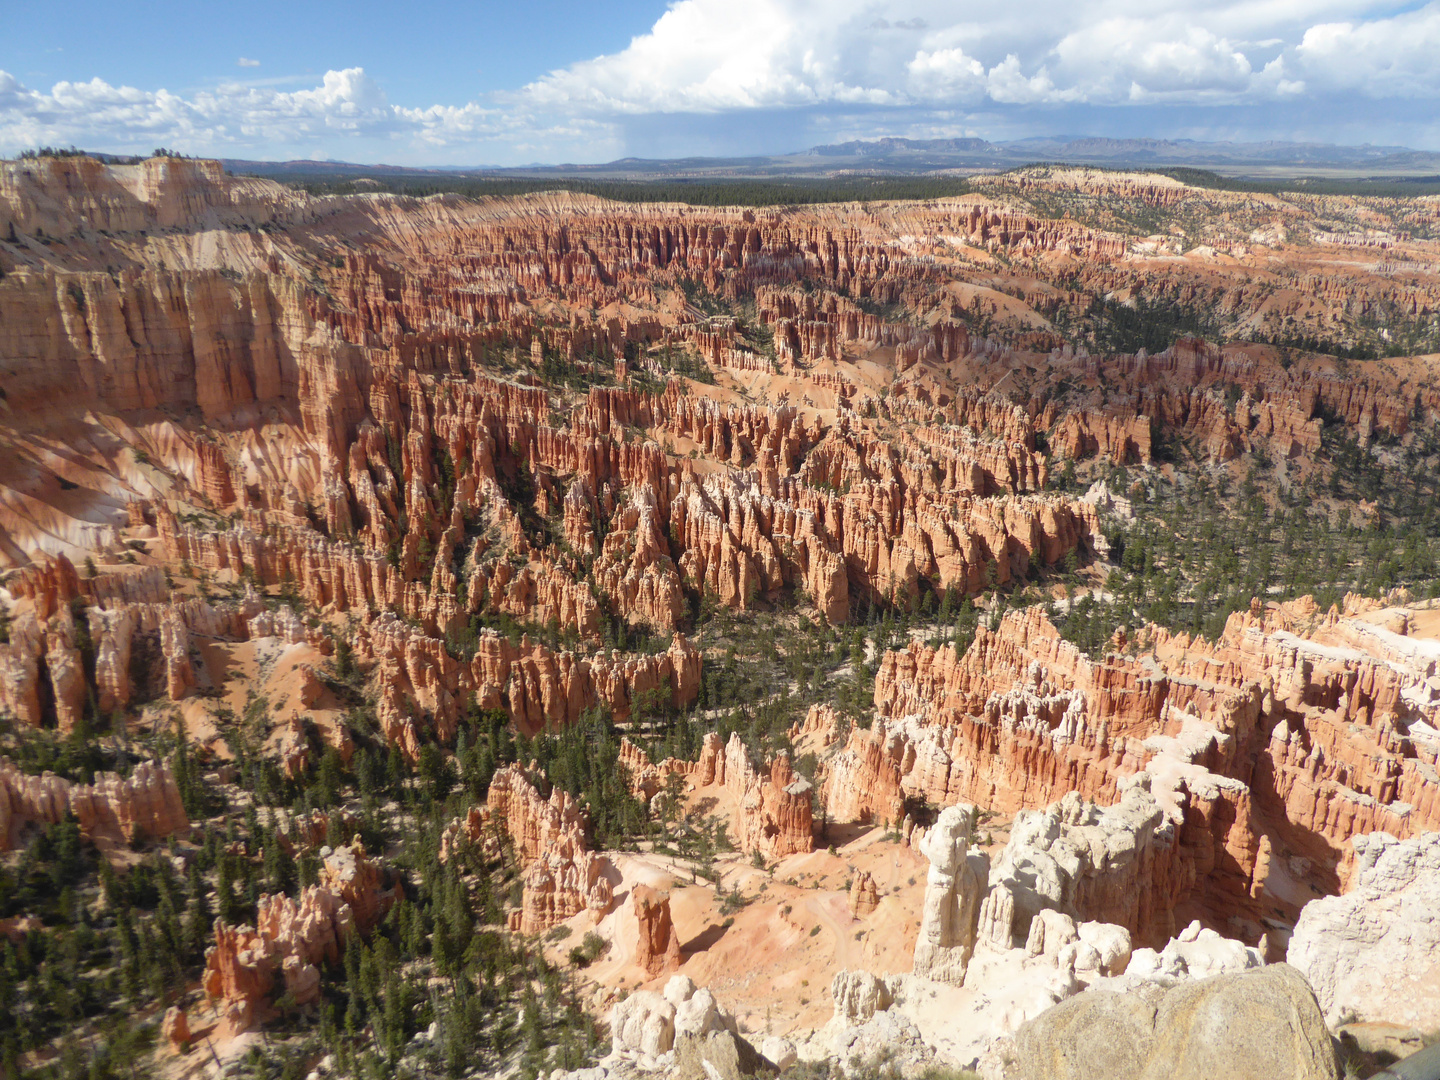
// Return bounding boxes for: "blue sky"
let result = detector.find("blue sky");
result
[2,0,1439,165]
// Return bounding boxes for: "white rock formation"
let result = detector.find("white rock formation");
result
[831,1010,938,1078]
[610,991,676,1058]
[982,786,1175,950]
[607,977,747,1076]
[674,987,735,1038]
[1074,921,1132,977]
[911,804,990,985]
[978,881,1018,949]
[1025,909,1078,960]
[830,969,894,1024]
[760,1037,797,1070]
[1117,921,1263,986]
[1288,831,1440,1030]
[662,975,697,1008]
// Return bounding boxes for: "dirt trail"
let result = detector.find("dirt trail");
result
[805,892,862,971]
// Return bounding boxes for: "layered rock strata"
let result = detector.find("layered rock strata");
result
[820,598,1440,943]
[0,757,188,851]
[441,764,614,935]
[613,731,815,859]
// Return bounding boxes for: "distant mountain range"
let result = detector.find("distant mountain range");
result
[221,136,1440,181]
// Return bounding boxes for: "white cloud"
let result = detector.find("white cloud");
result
[0,67,524,157]
[1295,4,1440,96]
[1047,22,1263,103]
[513,0,1440,114]
[906,47,986,100]
[518,0,906,113]
[985,55,1079,105]
[1,0,1439,162]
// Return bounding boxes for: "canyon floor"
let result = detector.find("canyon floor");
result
[1,154,1439,1080]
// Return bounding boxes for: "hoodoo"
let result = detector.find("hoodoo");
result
[2,152,1438,1080]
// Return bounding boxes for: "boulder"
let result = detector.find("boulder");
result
[759,1037,797,1070]
[831,1010,937,1078]
[1026,909,1078,960]
[1077,921,1132,976]
[1370,1043,1440,1080]
[1143,963,1338,1080]
[1010,964,1339,1080]
[1335,1023,1429,1077]
[673,1029,773,1080]
[663,974,698,1008]
[611,990,676,1057]
[1123,922,1262,984]
[1012,985,1159,1080]
[675,988,729,1038]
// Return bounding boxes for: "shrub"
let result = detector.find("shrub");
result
[568,931,608,968]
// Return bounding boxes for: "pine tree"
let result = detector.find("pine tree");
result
[216,856,240,924]
[315,746,344,807]
[114,909,141,1002]
[521,986,543,1055]
[382,972,407,1062]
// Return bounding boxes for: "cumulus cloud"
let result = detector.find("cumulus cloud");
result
[1,0,1438,162]
[518,0,905,113]
[1048,22,1261,103]
[237,58,260,68]
[1295,4,1440,96]
[986,55,1078,105]
[518,0,1361,112]
[0,67,528,156]
[906,48,986,101]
